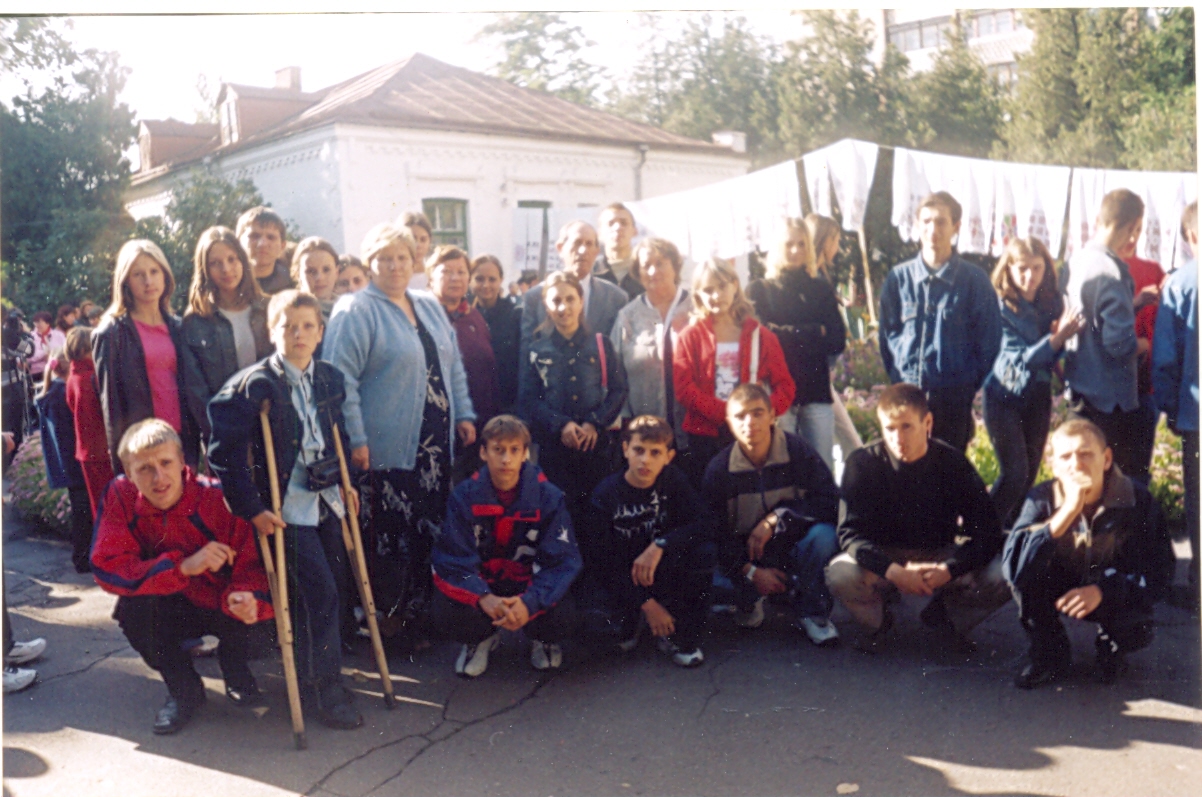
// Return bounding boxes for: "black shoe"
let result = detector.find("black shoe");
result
[920,599,977,655]
[225,678,263,708]
[857,602,894,654]
[317,684,363,730]
[1014,659,1067,690]
[153,695,202,734]
[1096,630,1125,685]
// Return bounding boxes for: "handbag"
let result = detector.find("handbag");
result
[305,454,343,492]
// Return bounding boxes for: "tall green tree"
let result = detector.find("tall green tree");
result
[476,12,605,107]
[997,7,1196,171]
[910,19,1002,157]
[0,18,136,313]
[133,168,269,297]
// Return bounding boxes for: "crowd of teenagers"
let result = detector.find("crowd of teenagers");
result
[1,191,1196,744]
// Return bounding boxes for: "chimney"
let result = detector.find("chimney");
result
[275,66,301,92]
[712,130,747,154]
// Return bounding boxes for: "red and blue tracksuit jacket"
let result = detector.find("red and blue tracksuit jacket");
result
[431,462,582,616]
[90,468,274,623]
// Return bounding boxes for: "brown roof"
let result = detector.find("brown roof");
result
[140,120,218,139]
[135,53,739,181]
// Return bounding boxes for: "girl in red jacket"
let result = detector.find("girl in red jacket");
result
[674,258,795,481]
[64,327,115,521]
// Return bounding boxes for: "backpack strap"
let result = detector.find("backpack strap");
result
[596,332,608,392]
[749,325,761,383]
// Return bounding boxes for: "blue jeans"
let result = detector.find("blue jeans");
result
[983,382,1052,529]
[733,522,839,619]
[286,512,345,690]
[782,403,835,475]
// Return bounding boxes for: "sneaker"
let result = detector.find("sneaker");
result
[1096,629,1124,685]
[530,641,563,671]
[3,665,37,693]
[617,615,645,653]
[799,616,840,647]
[6,638,46,665]
[455,632,500,678]
[656,636,705,668]
[182,636,219,658]
[1014,659,1069,690]
[734,597,765,629]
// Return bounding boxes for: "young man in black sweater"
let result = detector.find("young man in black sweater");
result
[589,416,714,667]
[828,383,1009,653]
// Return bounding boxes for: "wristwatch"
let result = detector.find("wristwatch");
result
[745,564,758,583]
[653,537,668,549]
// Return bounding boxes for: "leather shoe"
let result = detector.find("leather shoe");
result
[921,599,977,655]
[1014,660,1067,690]
[153,696,201,734]
[317,684,363,730]
[225,679,263,707]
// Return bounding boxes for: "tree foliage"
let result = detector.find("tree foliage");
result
[475,12,605,107]
[997,7,1196,171]
[134,168,269,299]
[0,18,136,314]
[909,19,1002,158]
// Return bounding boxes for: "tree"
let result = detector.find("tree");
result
[909,19,1002,158]
[996,8,1196,171]
[0,19,136,313]
[134,168,270,297]
[476,12,605,107]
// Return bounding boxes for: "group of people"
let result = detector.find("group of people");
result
[2,190,1195,743]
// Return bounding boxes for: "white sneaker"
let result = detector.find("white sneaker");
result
[455,633,500,678]
[530,641,562,671]
[617,615,645,653]
[6,637,46,665]
[3,665,37,693]
[734,597,765,629]
[656,636,705,668]
[799,616,840,647]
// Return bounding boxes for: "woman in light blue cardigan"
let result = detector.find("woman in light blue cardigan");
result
[323,222,476,649]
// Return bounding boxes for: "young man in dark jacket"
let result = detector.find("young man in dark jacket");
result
[589,416,715,667]
[207,290,362,730]
[1003,419,1174,688]
[701,383,842,646]
[828,383,1009,654]
[431,415,582,678]
[91,419,272,734]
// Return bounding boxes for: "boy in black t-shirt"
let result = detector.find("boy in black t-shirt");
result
[589,416,715,667]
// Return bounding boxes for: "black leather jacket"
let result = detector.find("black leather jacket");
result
[179,300,273,439]
[91,313,199,473]
[206,354,350,522]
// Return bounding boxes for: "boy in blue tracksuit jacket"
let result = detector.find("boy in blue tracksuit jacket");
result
[431,415,582,678]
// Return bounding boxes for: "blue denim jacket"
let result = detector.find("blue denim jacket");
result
[984,294,1062,400]
[879,254,1001,390]
[1152,261,1198,431]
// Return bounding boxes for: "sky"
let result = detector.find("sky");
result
[6,5,813,125]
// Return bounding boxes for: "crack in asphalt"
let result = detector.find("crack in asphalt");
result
[303,673,560,797]
[37,644,131,684]
[696,647,740,719]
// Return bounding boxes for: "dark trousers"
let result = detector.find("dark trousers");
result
[684,428,734,485]
[1185,431,1200,589]
[1068,393,1145,481]
[1127,393,1158,485]
[926,385,977,453]
[115,593,266,703]
[1009,548,1154,668]
[430,590,578,645]
[728,523,840,618]
[983,383,1052,529]
[68,486,93,572]
[3,572,12,658]
[538,439,616,600]
[608,540,715,650]
[285,513,348,690]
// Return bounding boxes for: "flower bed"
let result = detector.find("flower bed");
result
[6,432,71,535]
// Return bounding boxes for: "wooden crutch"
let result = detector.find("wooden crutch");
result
[259,403,307,750]
[331,423,396,709]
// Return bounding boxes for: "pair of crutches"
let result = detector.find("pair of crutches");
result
[257,403,395,750]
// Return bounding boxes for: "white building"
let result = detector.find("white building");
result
[866,8,1033,87]
[125,54,749,266]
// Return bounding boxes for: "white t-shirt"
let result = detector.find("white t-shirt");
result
[714,341,740,401]
[219,306,258,369]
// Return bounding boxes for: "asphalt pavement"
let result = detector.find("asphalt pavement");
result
[3,508,1199,797]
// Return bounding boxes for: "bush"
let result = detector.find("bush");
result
[7,432,70,535]
[832,337,890,393]
[1150,417,1185,525]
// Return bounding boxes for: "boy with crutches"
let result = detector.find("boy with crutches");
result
[209,290,363,730]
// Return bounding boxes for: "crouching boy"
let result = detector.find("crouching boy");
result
[91,419,273,735]
[589,415,714,667]
[207,290,362,730]
[1004,419,1174,688]
[431,415,582,678]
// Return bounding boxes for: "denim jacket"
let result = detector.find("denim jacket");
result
[879,254,1001,390]
[984,294,1063,399]
[1152,261,1198,431]
[519,326,627,445]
